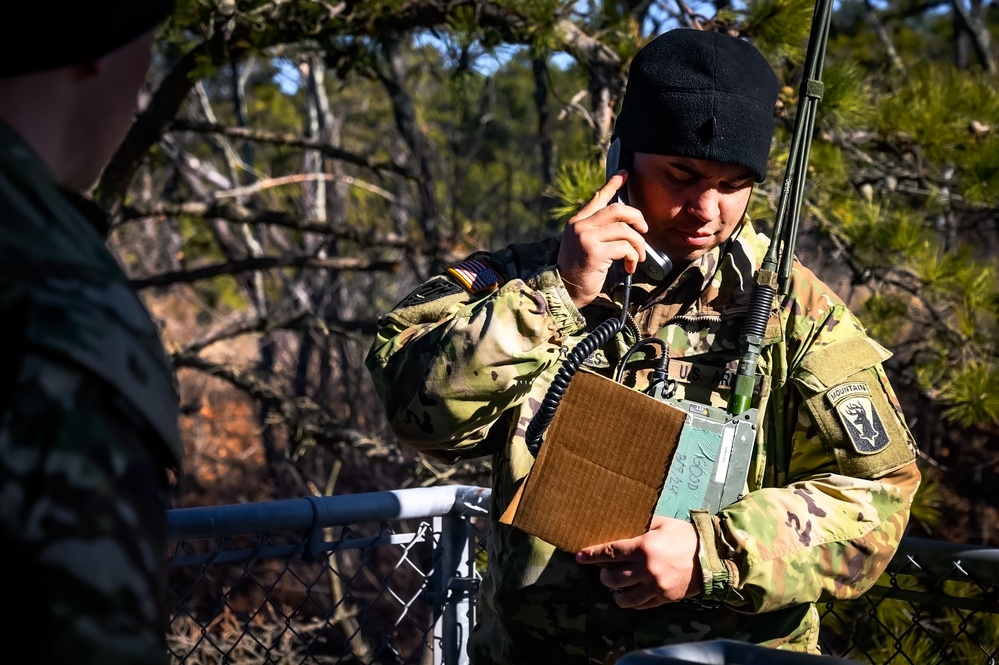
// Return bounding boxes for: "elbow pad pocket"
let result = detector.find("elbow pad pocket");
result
[792,334,916,479]
[384,254,510,328]
[383,275,468,327]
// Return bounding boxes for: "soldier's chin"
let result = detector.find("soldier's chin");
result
[670,246,711,264]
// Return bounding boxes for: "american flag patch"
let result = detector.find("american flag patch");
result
[446,258,503,294]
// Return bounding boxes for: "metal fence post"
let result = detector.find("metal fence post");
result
[431,510,477,665]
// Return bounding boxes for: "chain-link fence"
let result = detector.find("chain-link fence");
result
[167,486,999,664]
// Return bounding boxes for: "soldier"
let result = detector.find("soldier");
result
[0,3,182,664]
[366,28,920,664]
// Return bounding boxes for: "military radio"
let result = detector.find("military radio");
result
[522,0,834,529]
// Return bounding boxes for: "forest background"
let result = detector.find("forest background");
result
[102,0,998,546]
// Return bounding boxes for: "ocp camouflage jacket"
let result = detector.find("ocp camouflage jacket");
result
[0,118,182,664]
[366,217,920,664]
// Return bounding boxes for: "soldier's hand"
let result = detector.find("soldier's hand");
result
[575,515,701,609]
[556,170,650,309]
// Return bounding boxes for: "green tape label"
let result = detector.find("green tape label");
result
[655,424,719,520]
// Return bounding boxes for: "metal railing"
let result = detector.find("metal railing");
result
[167,486,999,664]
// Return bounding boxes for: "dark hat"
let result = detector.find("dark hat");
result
[614,28,779,182]
[0,0,174,77]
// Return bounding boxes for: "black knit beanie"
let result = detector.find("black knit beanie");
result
[614,28,779,182]
[0,0,174,77]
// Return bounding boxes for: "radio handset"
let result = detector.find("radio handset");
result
[605,138,672,282]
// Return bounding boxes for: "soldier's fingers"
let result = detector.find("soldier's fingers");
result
[610,585,660,610]
[575,546,614,565]
[567,217,648,264]
[577,537,639,565]
[599,564,638,590]
[595,238,643,272]
[574,171,627,220]
[632,595,671,611]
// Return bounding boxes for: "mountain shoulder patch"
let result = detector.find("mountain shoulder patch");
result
[825,382,890,455]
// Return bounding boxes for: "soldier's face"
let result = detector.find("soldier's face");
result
[67,28,156,190]
[626,152,755,264]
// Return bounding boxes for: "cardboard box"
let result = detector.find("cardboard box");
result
[500,368,687,553]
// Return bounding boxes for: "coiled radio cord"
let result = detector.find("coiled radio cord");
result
[524,274,632,457]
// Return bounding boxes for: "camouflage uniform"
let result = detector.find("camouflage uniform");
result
[366,216,920,664]
[0,120,182,664]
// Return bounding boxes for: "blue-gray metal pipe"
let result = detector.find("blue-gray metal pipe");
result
[167,484,490,541]
[168,487,999,584]
[891,536,999,579]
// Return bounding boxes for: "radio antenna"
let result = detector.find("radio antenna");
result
[728,0,834,416]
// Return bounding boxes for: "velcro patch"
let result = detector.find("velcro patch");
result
[396,277,463,309]
[446,258,503,294]
[826,382,890,455]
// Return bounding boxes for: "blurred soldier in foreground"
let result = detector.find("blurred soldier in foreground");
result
[0,2,182,663]
[367,28,920,663]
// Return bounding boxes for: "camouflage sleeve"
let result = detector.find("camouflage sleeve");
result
[365,256,585,462]
[0,352,173,664]
[694,297,920,611]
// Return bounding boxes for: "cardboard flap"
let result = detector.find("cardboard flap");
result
[501,369,686,552]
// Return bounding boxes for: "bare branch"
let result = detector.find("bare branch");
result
[864,0,907,74]
[97,28,249,214]
[556,89,595,129]
[170,120,419,179]
[180,311,377,356]
[119,201,456,256]
[377,34,443,261]
[951,0,996,72]
[130,255,400,289]
[556,20,626,149]
[172,351,396,457]
[215,172,397,204]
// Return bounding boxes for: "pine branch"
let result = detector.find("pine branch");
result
[880,273,968,347]
[802,201,970,352]
[824,131,994,210]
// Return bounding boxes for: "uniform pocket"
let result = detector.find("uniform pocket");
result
[792,334,916,478]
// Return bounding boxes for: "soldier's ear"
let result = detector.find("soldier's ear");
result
[69,61,101,82]
[741,185,755,218]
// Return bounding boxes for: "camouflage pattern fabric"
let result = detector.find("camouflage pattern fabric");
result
[366,216,920,664]
[0,120,182,664]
